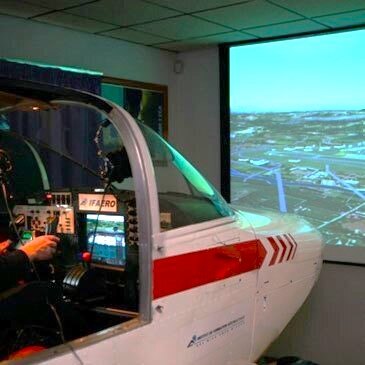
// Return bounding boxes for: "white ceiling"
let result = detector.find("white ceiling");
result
[1,0,365,52]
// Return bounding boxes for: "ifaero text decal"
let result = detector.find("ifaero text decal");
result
[78,193,117,212]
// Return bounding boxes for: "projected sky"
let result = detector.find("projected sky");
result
[230,29,365,112]
[230,28,365,249]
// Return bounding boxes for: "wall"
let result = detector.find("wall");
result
[169,48,221,189]
[267,263,365,365]
[0,14,173,85]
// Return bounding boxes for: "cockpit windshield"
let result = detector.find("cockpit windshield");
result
[0,103,103,193]
[138,123,233,230]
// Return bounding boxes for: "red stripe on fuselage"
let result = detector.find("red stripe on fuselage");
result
[277,235,287,263]
[288,234,298,259]
[284,234,294,260]
[153,239,266,299]
[268,237,279,266]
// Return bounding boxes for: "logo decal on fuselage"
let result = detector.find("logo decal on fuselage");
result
[187,316,245,348]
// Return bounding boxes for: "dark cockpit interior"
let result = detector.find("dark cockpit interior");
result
[0,89,140,361]
[0,178,140,360]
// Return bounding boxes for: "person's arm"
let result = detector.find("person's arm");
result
[0,235,59,292]
[0,240,10,255]
[19,235,59,262]
[0,250,32,292]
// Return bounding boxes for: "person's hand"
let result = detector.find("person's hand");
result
[0,240,10,254]
[19,235,60,262]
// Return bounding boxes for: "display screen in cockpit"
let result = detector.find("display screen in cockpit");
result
[86,214,126,266]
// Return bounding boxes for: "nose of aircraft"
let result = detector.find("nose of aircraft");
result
[235,207,324,275]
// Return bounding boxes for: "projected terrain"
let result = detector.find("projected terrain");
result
[231,110,365,247]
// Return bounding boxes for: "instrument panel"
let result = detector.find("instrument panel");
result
[13,205,75,234]
[11,190,129,269]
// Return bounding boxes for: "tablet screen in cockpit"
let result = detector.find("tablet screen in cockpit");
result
[86,214,126,266]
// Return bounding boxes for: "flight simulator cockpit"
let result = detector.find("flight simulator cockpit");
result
[0,78,232,361]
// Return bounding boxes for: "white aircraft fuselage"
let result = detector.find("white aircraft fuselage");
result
[0,78,323,365]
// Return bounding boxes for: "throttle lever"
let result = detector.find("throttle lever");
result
[45,216,59,235]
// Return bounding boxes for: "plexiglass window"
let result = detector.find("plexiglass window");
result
[139,123,233,230]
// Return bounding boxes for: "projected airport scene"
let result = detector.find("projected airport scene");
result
[230,30,365,247]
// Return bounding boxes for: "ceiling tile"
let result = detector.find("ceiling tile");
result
[270,0,365,18]
[196,0,302,30]
[191,31,256,43]
[101,28,172,45]
[24,0,90,10]
[155,41,205,52]
[155,31,256,51]
[34,12,114,33]
[247,19,328,38]
[314,9,365,28]
[144,0,252,13]
[67,0,181,26]
[132,15,230,40]
[0,0,48,18]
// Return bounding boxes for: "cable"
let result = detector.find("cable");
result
[93,119,116,182]
[48,301,84,365]
[93,119,110,155]
[1,182,22,244]
[90,118,114,252]
[89,181,112,260]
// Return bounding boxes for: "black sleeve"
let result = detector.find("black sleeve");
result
[0,250,32,292]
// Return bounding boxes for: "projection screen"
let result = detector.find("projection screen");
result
[227,29,365,264]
